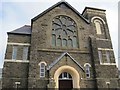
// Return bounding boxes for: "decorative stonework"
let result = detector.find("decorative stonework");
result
[52,15,78,48]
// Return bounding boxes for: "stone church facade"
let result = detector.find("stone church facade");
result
[2,1,120,89]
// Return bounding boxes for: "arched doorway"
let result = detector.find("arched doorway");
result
[59,72,73,89]
[54,65,80,89]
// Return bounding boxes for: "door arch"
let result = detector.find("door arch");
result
[54,65,80,88]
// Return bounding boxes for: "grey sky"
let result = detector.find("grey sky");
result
[1,0,119,69]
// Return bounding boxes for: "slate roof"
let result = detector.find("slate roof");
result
[7,25,31,35]
[47,52,85,71]
[32,1,89,23]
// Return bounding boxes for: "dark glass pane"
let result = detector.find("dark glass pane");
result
[52,34,56,46]
[54,18,62,25]
[52,23,61,30]
[64,72,67,77]
[23,47,28,60]
[41,63,45,67]
[62,39,67,47]
[73,36,77,48]
[59,73,62,78]
[57,38,61,46]
[85,65,90,78]
[41,69,44,72]
[86,74,89,77]
[40,73,44,77]
[59,72,72,79]
[68,39,73,47]
[12,46,17,60]
[69,74,72,78]
[62,30,67,38]
[61,17,66,25]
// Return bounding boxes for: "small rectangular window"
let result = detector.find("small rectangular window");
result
[12,46,17,60]
[98,49,114,64]
[85,65,90,78]
[40,63,45,77]
[98,50,102,63]
[102,50,108,63]
[23,47,28,60]
[106,51,110,63]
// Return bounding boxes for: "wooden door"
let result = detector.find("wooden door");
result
[59,80,73,90]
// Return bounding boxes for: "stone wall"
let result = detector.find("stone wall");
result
[2,2,119,89]
[2,62,29,88]
[2,34,30,88]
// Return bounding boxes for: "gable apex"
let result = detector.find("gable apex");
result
[32,1,89,23]
[47,52,84,71]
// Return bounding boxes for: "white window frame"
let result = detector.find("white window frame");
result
[98,48,116,65]
[39,62,47,78]
[84,63,91,78]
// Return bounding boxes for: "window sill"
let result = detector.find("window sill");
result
[100,63,116,65]
[4,59,29,63]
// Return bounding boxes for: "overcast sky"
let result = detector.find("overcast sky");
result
[0,0,119,69]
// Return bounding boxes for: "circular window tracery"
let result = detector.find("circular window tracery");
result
[52,15,78,48]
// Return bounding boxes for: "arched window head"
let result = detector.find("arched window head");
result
[91,16,105,35]
[84,63,91,78]
[39,62,47,78]
[52,15,78,48]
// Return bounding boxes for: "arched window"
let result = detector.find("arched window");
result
[52,15,78,48]
[91,16,106,35]
[62,39,67,47]
[59,72,72,80]
[68,39,73,47]
[39,62,47,78]
[52,34,56,46]
[94,20,102,34]
[57,38,62,46]
[84,63,91,78]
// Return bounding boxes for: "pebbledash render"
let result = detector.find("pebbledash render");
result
[2,1,120,89]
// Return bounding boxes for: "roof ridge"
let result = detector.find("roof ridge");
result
[7,25,31,35]
[32,1,89,23]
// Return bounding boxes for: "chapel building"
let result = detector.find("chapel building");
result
[2,1,120,89]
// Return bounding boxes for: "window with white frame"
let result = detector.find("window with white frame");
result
[98,49,115,64]
[12,46,17,60]
[22,47,28,60]
[40,62,46,77]
[84,63,91,78]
